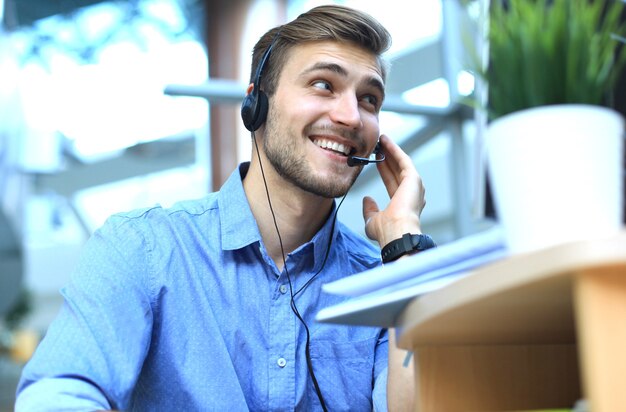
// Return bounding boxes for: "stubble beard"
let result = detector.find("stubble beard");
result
[262,109,360,199]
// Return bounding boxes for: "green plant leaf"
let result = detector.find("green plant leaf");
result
[478,0,626,121]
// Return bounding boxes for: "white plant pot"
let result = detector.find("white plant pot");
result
[486,104,624,253]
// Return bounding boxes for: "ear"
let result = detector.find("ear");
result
[246,83,255,95]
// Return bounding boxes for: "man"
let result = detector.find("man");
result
[16,5,427,411]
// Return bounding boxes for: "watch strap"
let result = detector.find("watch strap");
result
[381,233,436,264]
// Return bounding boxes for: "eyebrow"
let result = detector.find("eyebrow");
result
[301,62,386,101]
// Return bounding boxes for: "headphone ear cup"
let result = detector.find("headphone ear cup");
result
[241,93,257,132]
[250,91,268,131]
[240,90,268,132]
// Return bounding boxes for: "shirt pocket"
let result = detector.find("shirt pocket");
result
[308,337,377,411]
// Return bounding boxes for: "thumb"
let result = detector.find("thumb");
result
[362,196,380,240]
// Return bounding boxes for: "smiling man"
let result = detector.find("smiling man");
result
[16,5,427,411]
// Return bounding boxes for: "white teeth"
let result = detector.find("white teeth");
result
[313,139,350,155]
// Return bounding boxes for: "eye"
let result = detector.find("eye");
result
[360,94,380,111]
[312,80,332,91]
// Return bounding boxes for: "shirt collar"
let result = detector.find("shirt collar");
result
[218,163,261,251]
[218,162,341,270]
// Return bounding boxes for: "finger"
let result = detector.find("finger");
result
[377,134,420,198]
[379,135,418,183]
[362,195,379,224]
[376,158,399,198]
[379,134,414,174]
[376,135,406,196]
[362,196,380,240]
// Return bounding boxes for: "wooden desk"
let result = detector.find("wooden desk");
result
[397,231,626,411]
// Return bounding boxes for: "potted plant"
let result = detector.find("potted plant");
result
[479,0,626,253]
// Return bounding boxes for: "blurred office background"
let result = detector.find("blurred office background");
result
[0,0,491,408]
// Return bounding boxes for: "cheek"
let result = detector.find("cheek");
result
[291,98,329,120]
[362,114,380,142]
[272,94,316,126]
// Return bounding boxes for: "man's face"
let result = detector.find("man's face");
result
[262,40,384,198]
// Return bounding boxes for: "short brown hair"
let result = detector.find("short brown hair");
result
[247,5,392,97]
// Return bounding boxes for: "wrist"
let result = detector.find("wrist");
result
[377,220,422,248]
[381,233,436,264]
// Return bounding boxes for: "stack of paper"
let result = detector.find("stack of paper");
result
[316,226,508,327]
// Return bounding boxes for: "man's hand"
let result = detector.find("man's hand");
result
[362,134,426,249]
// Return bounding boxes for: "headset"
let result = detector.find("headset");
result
[241,36,276,132]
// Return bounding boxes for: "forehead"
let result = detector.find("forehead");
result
[278,40,384,85]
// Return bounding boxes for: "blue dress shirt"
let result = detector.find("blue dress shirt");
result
[16,163,388,411]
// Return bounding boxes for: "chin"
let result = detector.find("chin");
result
[316,171,358,198]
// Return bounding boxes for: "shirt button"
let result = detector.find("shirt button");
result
[279,285,288,294]
[277,357,287,368]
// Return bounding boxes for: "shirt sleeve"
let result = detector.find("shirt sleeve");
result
[372,327,389,412]
[15,214,156,411]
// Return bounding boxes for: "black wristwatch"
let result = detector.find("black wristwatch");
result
[381,233,436,264]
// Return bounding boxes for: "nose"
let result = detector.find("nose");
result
[329,93,362,130]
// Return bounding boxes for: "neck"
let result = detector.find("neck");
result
[243,157,335,271]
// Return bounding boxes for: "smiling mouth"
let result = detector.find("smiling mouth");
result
[312,138,355,157]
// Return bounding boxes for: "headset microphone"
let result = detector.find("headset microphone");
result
[346,141,385,167]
